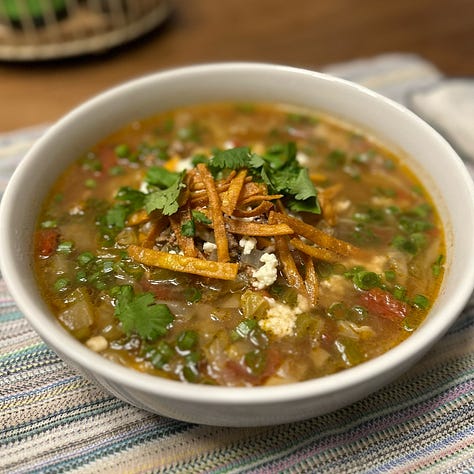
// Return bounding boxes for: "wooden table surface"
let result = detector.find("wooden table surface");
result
[1,0,473,132]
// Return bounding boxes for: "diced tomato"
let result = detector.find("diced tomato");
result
[97,146,118,177]
[140,279,185,301]
[359,287,408,321]
[222,347,281,386]
[36,228,59,257]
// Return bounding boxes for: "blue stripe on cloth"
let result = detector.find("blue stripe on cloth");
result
[0,310,25,321]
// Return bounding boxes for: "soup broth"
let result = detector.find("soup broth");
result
[34,103,445,386]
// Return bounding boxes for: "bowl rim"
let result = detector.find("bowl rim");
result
[2,61,474,407]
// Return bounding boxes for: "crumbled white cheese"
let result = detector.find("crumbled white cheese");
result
[68,205,84,216]
[174,156,193,172]
[259,301,295,338]
[258,294,310,338]
[320,274,347,291]
[223,140,237,150]
[371,196,394,207]
[85,335,108,352]
[334,199,351,213]
[296,151,310,166]
[168,249,185,256]
[295,293,311,313]
[239,236,257,255]
[252,253,278,290]
[203,241,217,255]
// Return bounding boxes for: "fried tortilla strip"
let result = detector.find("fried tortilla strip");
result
[256,236,273,248]
[233,201,274,218]
[169,208,198,258]
[128,245,238,280]
[303,254,318,307]
[190,182,233,207]
[197,163,230,262]
[221,169,247,216]
[225,218,294,236]
[139,216,169,248]
[191,170,236,192]
[310,172,327,183]
[240,181,268,200]
[320,183,343,200]
[290,237,341,263]
[126,209,150,227]
[318,183,343,226]
[271,212,362,257]
[273,235,308,297]
[239,194,284,207]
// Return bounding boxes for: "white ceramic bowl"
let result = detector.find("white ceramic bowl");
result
[2,63,474,427]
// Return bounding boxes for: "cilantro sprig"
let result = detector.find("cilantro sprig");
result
[144,170,186,216]
[209,146,252,171]
[103,187,146,230]
[113,285,174,340]
[208,143,320,214]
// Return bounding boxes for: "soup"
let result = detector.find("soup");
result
[34,103,445,386]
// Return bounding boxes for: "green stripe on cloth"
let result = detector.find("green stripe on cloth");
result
[1,54,473,473]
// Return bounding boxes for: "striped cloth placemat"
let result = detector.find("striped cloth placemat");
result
[1,54,473,474]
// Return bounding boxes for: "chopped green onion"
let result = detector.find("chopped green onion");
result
[150,341,173,369]
[412,294,430,309]
[327,302,348,320]
[109,166,124,176]
[77,252,95,266]
[85,179,96,189]
[184,287,202,303]
[244,349,266,374]
[393,285,407,301]
[176,330,199,352]
[326,149,346,169]
[349,305,368,322]
[232,319,258,340]
[57,241,74,254]
[384,270,396,282]
[54,278,69,292]
[335,338,364,366]
[115,144,130,158]
[352,271,381,290]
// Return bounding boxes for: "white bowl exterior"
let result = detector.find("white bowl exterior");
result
[2,63,474,426]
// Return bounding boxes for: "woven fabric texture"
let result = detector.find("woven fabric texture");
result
[1,54,473,473]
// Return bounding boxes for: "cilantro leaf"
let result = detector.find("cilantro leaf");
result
[114,285,174,340]
[209,147,252,170]
[116,187,146,208]
[144,171,185,216]
[287,196,320,214]
[249,142,321,214]
[105,204,129,228]
[146,167,182,189]
[181,211,211,237]
[191,210,212,225]
[290,168,317,201]
[263,142,297,169]
[102,187,147,230]
[181,219,195,237]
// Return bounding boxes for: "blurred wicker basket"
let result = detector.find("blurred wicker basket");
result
[0,0,171,61]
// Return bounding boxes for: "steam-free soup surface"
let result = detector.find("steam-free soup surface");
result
[34,103,444,386]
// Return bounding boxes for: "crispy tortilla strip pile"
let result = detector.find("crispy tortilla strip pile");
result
[126,164,362,307]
